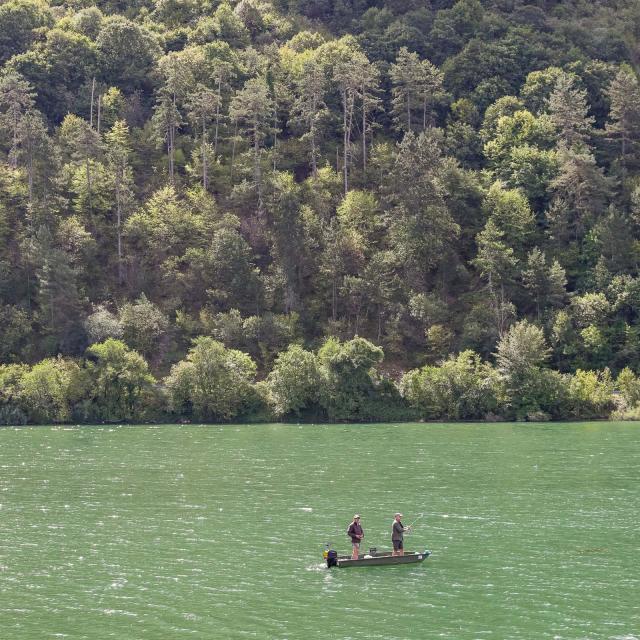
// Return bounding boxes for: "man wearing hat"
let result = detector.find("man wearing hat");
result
[391,513,410,556]
[347,514,364,560]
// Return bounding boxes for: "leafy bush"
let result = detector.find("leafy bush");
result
[0,364,28,425]
[318,336,385,421]
[19,357,87,424]
[83,339,157,422]
[566,368,615,419]
[400,350,499,420]
[165,337,258,422]
[495,320,554,419]
[615,367,640,407]
[84,305,122,344]
[264,344,322,417]
[119,294,169,360]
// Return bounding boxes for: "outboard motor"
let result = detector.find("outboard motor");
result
[326,549,338,568]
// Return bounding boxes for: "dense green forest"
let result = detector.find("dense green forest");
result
[4,0,640,424]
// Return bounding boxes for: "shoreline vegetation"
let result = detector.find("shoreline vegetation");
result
[3,328,640,426]
[4,2,640,427]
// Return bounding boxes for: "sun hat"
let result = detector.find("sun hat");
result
[394,512,403,517]
[353,514,361,519]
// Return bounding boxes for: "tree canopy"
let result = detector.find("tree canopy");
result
[2,0,640,422]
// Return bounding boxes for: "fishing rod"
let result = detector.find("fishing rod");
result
[324,522,356,547]
[406,512,425,529]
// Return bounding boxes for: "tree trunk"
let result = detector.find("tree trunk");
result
[214,77,221,157]
[168,94,176,185]
[10,111,19,169]
[115,168,123,285]
[230,119,238,183]
[85,156,92,215]
[90,77,95,129]
[168,127,174,185]
[97,95,101,135]
[27,146,34,206]
[332,278,337,322]
[273,108,278,172]
[310,110,318,178]
[253,117,263,214]
[342,89,349,195]
[202,116,208,190]
[362,86,367,173]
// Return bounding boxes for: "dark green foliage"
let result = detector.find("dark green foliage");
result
[317,336,406,421]
[0,0,53,65]
[0,0,640,423]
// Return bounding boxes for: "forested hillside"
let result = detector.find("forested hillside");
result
[4,0,640,424]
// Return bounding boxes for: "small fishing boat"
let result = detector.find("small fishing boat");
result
[325,548,431,568]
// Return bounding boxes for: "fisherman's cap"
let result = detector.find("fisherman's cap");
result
[353,514,361,519]
[394,512,403,517]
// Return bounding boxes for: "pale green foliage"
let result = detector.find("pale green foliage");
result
[100,87,126,130]
[19,357,85,424]
[606,64,640,166]
[546,72,594,149]
[0,70,35,167]
[484,109,556,169]
[483,181,535,250]
[319,335,383,370]
[408,292,448,326]
[71,6,103,40]
[119,294,169,359]
[472,218,517,287]
[580,325,605,350]
[0,363,28,424]
[425,324,454,362]
[126,186,208,252]
[570,292,610,328]
[165,337,257,421]
[400,350,499,420]
[229,76,275,147]
[265,344,322,416]
[504,144,559,201]
[481,96,524,141]
[520,67,564,114]
[616,367,640,407]
[495,320,557,419]
[336,190,380,242]
[58,113,102,164]
[495,320,550,376]
[84,305,123,344]
[567,369,615,418]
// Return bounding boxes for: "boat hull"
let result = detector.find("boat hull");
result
[334,550,430,567]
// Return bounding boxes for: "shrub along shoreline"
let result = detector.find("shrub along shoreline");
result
[2,321,640,426]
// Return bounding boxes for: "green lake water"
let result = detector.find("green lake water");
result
[1,422,639,639]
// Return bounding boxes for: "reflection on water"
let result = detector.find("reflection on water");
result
[1,422,639,639]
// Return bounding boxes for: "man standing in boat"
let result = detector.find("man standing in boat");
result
[392,513,410,556]
[347,514,364,560]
